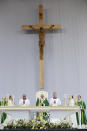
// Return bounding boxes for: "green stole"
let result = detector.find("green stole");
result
[36,98,49,106]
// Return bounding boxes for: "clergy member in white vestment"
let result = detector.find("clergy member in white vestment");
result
[49,92,61,123]
[70,96,75,106]
[50,92,61,106]
[69,96,77,128]
[8,95,14,106]
[19,94,30,106]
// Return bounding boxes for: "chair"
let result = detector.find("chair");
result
[36,91,48,100]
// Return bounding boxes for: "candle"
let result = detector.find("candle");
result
[69,96,72,106]
[64,96,67,106]
[13,96,14,106]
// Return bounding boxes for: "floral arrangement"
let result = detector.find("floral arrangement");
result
[3,119,72,129]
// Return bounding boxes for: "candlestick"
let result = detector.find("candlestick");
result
[64,96,67,106]
[13,96,14,106]
[75,96,77,104]
[69,96,72,106]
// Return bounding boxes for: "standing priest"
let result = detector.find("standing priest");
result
[49,92,61,123]
[76,95,86,126]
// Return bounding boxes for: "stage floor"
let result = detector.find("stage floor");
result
[0,129,87,131]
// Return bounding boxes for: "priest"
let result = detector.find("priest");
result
[0,97,8,106]
[49,92,61,123]
[69,96,75,106]
[36,94,49,121]
[8,95,14,106]
[69,96,77,128]
[36,94,49,106]
[49,92,61,106]
[76,95,86,126]
[19,94,30,106]
[0,97,8,124]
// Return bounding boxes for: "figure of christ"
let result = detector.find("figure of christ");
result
[29,25,55,60]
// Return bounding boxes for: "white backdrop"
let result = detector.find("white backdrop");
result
[0,0,87,106]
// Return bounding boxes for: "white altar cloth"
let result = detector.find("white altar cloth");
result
[0,106,80,127]
[0,106,80,111]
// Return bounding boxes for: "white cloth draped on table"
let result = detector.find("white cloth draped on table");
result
[19,99,30,106]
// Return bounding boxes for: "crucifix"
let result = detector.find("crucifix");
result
[22,5,61,89]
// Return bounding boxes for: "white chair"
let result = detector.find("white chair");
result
[36,91,48,100]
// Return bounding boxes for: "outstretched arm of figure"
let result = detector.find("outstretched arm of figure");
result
[29,25,39,33]
[44,25,55,33]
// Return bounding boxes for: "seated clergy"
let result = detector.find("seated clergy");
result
[36,94,49,106]
[19,94,30,106]
[50,92,61,106]
[8,95,14,106]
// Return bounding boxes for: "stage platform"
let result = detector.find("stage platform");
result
[0,129,87,131]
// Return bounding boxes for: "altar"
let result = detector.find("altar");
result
[0,106,80,128]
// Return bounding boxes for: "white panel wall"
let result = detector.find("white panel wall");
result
[0,0,87,106]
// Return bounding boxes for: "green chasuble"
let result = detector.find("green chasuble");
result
[0,101,8,123]
[0,101,2,106]
[0,100,8,106]
[76,101,86,125]
[36,98,49,106]
[1,112,7,124]
[36,98,49,121]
